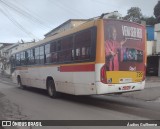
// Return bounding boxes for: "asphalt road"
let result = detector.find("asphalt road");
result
[0,77,160,129]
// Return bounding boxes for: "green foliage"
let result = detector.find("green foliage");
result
[124,6,157,25]
[124,7,142,23]
[154,1,160,23]
[108,15,118,19]
[141,16,157,25]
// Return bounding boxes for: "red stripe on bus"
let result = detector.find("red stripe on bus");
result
[60,64,95,72]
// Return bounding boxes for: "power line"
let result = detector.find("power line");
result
[13,0,52,28]
[0,5,39,40]
[0,0,50,30]
[48,0,88,19]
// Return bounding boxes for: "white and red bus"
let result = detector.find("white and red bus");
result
[11,19,146,98]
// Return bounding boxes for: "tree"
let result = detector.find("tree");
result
[124,7,142,23]
[0,55,7,75]
[154,0,160,23]
[141,16,157,25]
[108,15,119,19]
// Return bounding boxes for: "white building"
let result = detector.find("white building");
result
[0,43,13,74]
[155,23,160,54]
[0,42,36,75]
[154,23,160,76]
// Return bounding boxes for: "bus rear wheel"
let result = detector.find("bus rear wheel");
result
[47,80,59,98]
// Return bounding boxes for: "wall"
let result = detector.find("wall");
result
[155,23,160,53]
[71,21,86,28]
[45,20,86,37]
[154,23,160,76]
[155,23,160,32]
[147,41,156,56]
[48,22,73,37]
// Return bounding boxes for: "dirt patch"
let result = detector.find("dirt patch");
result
[148,97,160,103]
[0,98,28,120]
[0,92,5,98]
[154,97,160,102]
[0,97,28,129]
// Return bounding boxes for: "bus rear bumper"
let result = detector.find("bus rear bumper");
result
[96,81,145,94]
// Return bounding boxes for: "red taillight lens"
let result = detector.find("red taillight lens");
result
[100,65,107,84]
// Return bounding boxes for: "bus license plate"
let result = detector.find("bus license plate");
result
[122,86,131,90]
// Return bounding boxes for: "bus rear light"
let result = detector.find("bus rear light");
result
[100,65,107,84]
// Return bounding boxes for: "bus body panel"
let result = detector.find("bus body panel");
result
[95,81,145,94]
[95,63,145,94]
[11,19,146,96]
[13,63,97,95]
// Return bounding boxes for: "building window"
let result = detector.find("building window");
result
[16,53,21,66]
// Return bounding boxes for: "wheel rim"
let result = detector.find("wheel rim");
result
[48,83,53,96]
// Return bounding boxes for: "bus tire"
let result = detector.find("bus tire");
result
[47,80,59,98]
[17,76,25,89]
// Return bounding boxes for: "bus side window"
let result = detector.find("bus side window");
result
[60,36,73,62]
[39,46,44,64]
[45,43,51,64]
[26,50,30,65]
[56,41,61,51]
[16,53,20,66]
[35,47,40,64]
[50,42,57,63]
[72,49,74,60]
[30,49,35,65]
[20,52,25,66]
[50,42,56,52]
[75,29,91,61]
[76,48,80,58]
[55,41,61,63]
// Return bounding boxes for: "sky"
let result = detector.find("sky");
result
[0,0,158,43]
